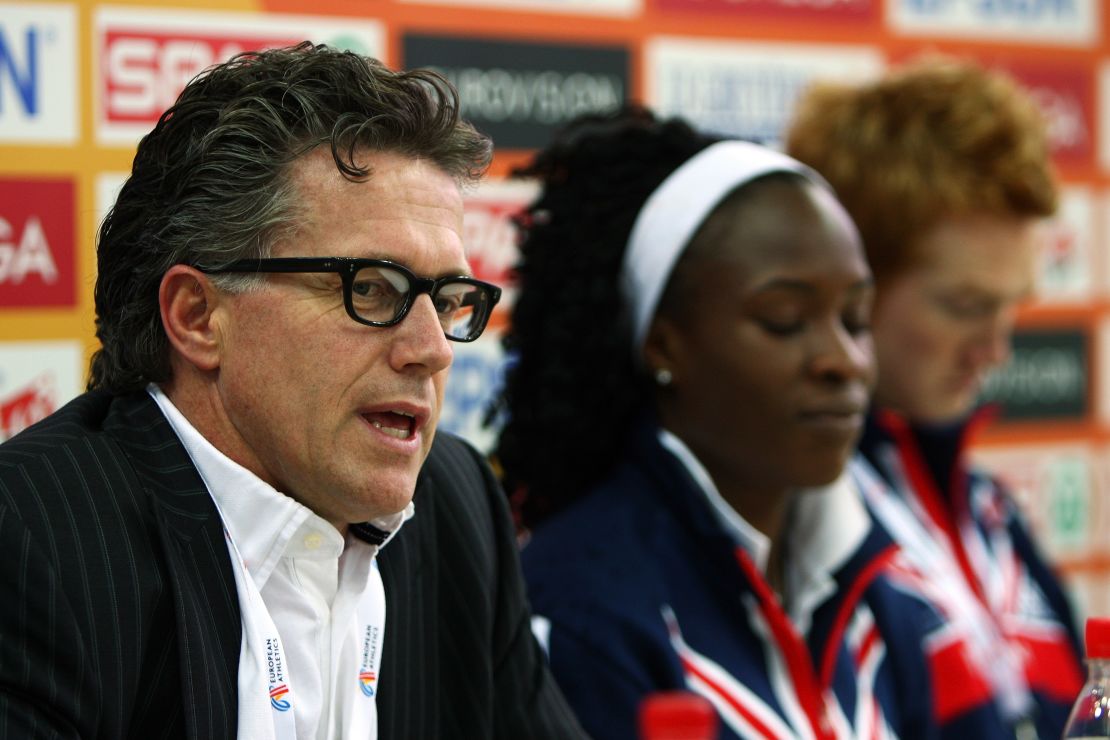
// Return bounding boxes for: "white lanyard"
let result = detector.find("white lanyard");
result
[345,580,386,736]
[221,527,387,740]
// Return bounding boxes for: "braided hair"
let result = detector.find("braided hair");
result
[494,106,718,529]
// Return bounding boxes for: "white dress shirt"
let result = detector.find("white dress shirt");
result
[149,385,411,739]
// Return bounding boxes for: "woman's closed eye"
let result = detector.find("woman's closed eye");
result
[842,304,872,335]
[755,313,806,336]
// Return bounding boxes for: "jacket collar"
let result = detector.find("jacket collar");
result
[627,420,893,598]
[101,390,241,740]
[626,420,897,688]
[101,390,220,539]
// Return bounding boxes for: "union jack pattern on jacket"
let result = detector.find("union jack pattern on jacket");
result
[856,408,1083,739]
[521,422,943,740]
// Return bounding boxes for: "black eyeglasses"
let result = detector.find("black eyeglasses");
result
[199,257,502,342]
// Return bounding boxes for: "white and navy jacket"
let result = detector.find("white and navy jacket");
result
[857,408,1083,740]
[521,422,942,740]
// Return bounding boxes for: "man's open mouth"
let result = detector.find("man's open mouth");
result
[363,410,416,439]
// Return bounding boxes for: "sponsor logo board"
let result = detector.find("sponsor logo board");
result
[403,33,629,150]
[440,335,507,454]
[401,0,639,14]
[0,3,77,143]
[95,7,384,145]
[440,178,538,452]
[978,327,1088,422]
[1098,62,1110,174]
[971,444,1098,555]
[883,52,1091,168]
[0,340,83,441]
[999,62,1093,167]
[1037,186,1094,304]
[462,178,538,324]
[645,37,882,145]
[95,173,128,228]
[653,0,876,22]
[1062,570,1102,629]
[888,0,1098,46]
[0,177,75,308]
[1096,318,1110,425]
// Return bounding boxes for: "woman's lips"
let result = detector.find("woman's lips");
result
[797,405,865,434]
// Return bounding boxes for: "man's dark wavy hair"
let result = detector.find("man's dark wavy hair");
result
[493,105,716,530]
[89,42,492,394]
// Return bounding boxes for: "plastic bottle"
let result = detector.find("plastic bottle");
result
[638,691,718,740]
[1062,616,1110,738]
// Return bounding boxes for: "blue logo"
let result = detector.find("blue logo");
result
[0,25,38,116]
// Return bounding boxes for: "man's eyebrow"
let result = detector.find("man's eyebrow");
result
[941,281,1033,302]
[357,254,473,278]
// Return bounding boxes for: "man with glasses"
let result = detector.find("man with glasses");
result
[0,43,583,740]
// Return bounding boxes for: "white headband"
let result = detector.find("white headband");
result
[620,140,829,351]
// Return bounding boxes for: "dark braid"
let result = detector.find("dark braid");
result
[493,105,717,530]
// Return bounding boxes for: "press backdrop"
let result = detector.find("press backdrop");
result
[2,0,1108,617]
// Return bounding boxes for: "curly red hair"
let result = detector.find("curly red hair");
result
[785,56,1057,283]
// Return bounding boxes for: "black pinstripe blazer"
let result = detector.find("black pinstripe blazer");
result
[0,390,585,739]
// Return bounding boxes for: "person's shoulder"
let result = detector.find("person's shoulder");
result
[863,549,948,636]
[521,469,672,609]
[0,389,179,521]
[0,389,176,578]
[404,432,509,556]
[527,458,668,552]
[416,431,499,515]
[423,430,485,477]
[0,390,116,470]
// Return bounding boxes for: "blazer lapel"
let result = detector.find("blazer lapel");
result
[105,393,241,740]
[376,471,436,738]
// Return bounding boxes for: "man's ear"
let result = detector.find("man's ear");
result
[159,265,223,372]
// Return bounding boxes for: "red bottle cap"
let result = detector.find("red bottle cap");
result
[1086,617,1110,659]
[639,691,718,740]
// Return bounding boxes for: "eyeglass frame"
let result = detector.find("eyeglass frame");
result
[197,257,502,342]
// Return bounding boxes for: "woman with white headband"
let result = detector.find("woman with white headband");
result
[494,107,947,739]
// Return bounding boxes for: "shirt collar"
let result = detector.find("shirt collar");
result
[657,428,772,573]
[783,472,871,617]
[147,384,411,589]
[656,428,871,616]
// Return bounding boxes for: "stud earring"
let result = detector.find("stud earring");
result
[654,368,673,387]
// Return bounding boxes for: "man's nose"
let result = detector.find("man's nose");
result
[969,310,1016,371]
[389,294,454,375]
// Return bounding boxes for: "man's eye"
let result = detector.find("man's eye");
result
[936,295,995,320]
[435,283,478,315]
[352,280,387,298]
[434,293,464,315]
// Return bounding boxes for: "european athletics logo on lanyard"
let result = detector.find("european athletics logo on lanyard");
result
[266,637,292,711]
[220,527,299,740]
[359,623,382,697]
